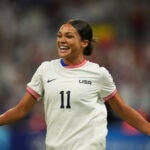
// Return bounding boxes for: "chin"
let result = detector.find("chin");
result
[58,53,69,58]
[58,54,66,59]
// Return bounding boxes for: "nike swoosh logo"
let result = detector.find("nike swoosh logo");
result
[47,79,56,83]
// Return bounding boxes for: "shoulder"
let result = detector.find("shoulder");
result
[87,61,114,83]
[86,61,108,74]
[35,59,60,74]
[85,61,100,71]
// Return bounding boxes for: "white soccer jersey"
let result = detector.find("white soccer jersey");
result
[27,59,117,150]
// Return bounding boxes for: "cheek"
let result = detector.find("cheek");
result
[76,42,83,51]
[72,40,82,48]
[71,43,80,52]
[72,44,83,55]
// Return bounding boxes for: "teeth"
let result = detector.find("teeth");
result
[60,46,69,50]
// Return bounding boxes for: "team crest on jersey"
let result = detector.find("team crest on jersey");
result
[79,80,92,85]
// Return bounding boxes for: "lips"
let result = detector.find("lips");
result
[59,46,69,51]
[59,46,70,54]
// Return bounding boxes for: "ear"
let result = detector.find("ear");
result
[82,40,89,48]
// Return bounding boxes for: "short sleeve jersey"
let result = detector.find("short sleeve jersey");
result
[27,59,117,150]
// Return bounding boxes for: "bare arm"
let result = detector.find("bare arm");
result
[0,92,36,126]
[106,91,150,136]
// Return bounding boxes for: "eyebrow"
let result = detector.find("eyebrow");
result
[58,31,75,34]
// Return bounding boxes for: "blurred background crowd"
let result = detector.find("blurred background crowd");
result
[0,0,150,150]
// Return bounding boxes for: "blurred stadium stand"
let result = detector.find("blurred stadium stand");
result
[0,0,150,149]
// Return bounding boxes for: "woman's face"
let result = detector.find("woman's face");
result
[57,23,87,62]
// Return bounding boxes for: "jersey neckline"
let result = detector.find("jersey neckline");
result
[60,58,88,68]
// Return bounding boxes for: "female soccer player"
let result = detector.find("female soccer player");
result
[0,19,150,150]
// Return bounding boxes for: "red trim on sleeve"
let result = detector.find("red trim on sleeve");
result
[103,89,117,102]
[26,86,40,100]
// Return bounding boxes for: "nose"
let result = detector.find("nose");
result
[58,36,67,43]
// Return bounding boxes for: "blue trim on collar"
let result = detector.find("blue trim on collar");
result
[60,59,68,66]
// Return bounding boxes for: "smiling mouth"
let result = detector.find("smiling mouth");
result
[59,46,70,51]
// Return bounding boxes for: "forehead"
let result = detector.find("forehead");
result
[58,23,78,34]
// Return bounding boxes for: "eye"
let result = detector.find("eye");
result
[66,35,74,38]
[57,34,62,38]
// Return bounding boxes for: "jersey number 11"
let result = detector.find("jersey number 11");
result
[60,90,71,109]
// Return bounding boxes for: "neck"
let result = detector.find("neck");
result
[62,57,85,66]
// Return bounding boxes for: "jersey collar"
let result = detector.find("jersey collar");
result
[60,58,87,68]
